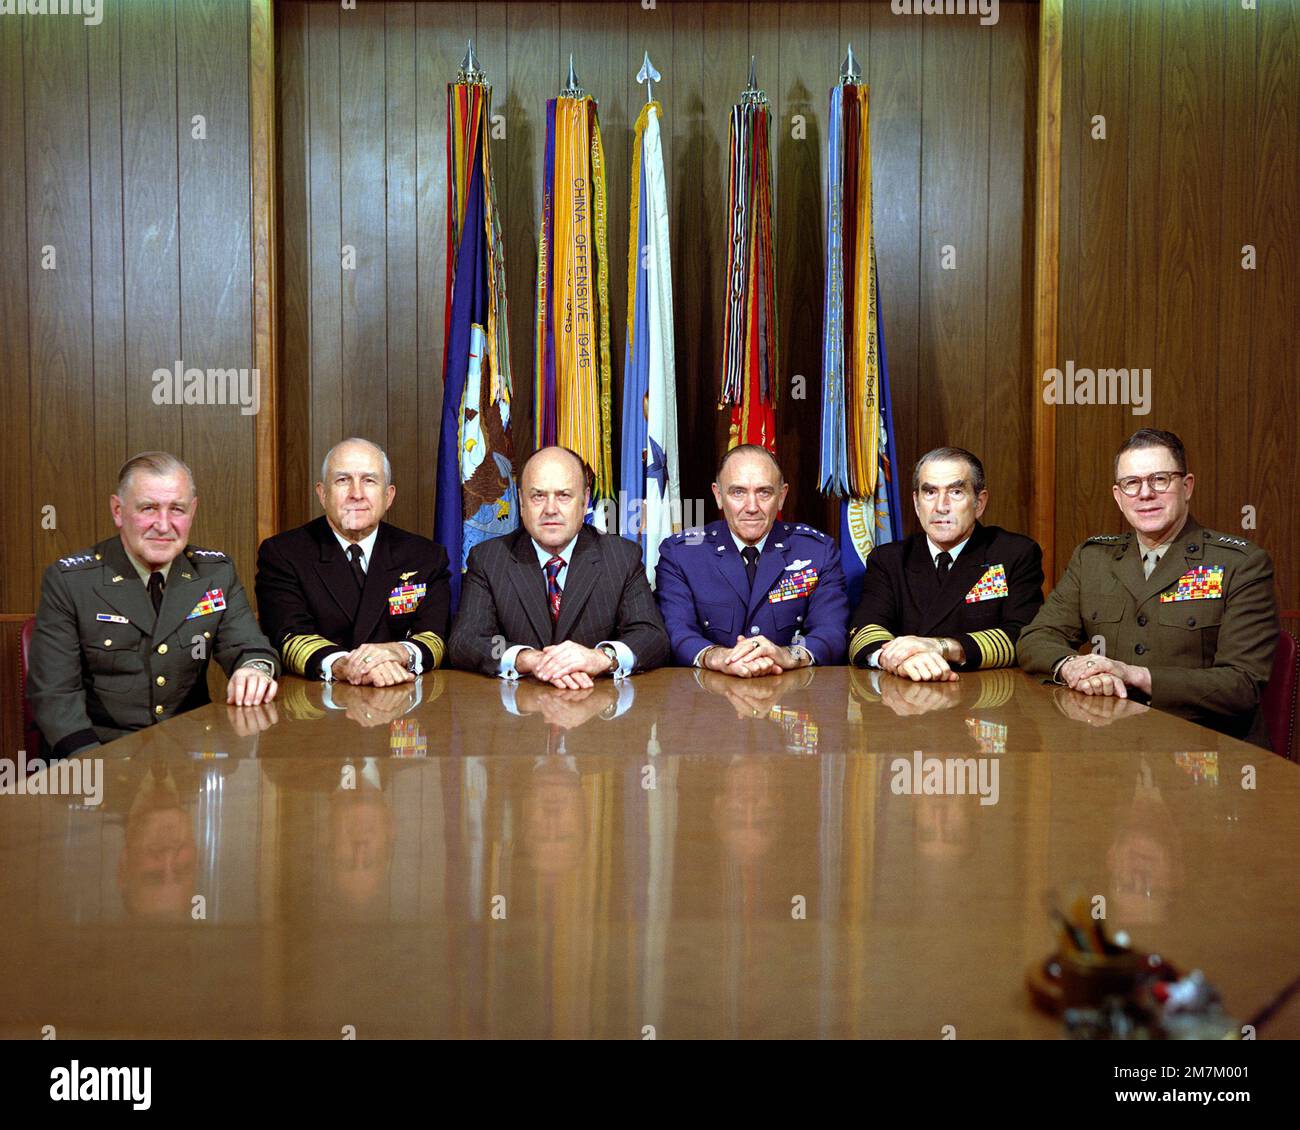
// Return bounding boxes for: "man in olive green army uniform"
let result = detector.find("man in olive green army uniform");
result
[1018,429,1278,747]
[28,452,280,759]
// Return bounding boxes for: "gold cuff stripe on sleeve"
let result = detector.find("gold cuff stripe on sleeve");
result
[412,631,445,669]
[282,634,337,675]
[969,628,1014,670]
[848,624,894,663]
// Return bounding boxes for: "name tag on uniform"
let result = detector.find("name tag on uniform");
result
[965,563,1009,603]
[1160,565,1224,602]
[185,588,226,619]
[388,582,426,615]
[96,613,129,623]
[768,567,818,603]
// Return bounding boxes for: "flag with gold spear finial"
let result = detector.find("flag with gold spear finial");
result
[534,55,616,528]
[719,56,778,453]
[436,40,519,612]
[819,43,902,606]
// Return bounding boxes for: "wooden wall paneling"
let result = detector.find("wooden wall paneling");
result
[1,619,29,763]
[771,1,837,524]
[278,1,312,531]
[25,14,95,569]
[0,16,34,613]
[307,1,344,507]
[983,1,1035,537]
[1213,0,1258,562]
[918,16,991,465]
[865,0,921,537]
[385,2,419,530]
[121,0,182,459]
[502,0,557,474]
[1051,0,1080,578]
[1116,0,1164,552]
[1067,0,1131,553]
[339,2,390,454]
[1029,0,1061,581]
[1154,0,1224,519]
[1250,0,1298,611]
[88,0,128,529]
[177,0,256,572]
[413,2,474,534]
[252,0,279,553]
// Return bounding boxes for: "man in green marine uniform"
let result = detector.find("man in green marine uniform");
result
[28,452,280,759]
[1017,429,1278,747]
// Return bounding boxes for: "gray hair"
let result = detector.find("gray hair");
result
[320,438,392,488]
[116,452,197,499]
[912,447,986,495]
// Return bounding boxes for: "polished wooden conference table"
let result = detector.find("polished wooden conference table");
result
[2,667,1298,1039]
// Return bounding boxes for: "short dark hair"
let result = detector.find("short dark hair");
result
[715,444,784,484]
[1113,428,1187,480]
[912,447,986,496]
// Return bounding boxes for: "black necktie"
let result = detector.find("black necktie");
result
[148,571,165,614]
[935,551,952,584]
[741,545,760,591]
[346,543,366,590]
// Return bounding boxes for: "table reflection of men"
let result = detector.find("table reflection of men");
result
[329,761,395,912]
[522,760,587,876]
[118,764,197,920]
[714,757,782,864]
[1107,758,1182,925]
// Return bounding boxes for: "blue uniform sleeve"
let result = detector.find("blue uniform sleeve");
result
[800,540,850,664]
[653,539,716,667]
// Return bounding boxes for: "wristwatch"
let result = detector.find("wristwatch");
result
[598,644,619,673]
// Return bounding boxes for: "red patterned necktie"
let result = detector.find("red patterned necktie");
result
[545,555,565,621]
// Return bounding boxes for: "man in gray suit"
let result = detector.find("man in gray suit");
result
[448,446,669,687]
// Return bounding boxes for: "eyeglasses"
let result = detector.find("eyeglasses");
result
[1115,472,1186,497]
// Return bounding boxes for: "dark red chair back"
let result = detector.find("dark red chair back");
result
[1262,628,1299,761]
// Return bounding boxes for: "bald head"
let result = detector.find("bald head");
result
[520,446,590,552]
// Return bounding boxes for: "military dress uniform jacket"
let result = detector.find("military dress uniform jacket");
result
[28,537,280,757]
[654,519,850,666]
[255,516,452,679]
[1017,516,1278,747]
[848,522,1045,670]
[448,524,670,676]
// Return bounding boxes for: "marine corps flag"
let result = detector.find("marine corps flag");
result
[534,57,616,527]
[621,54,681,586]
[436,42,518,612]
[818,46,902,606]
[719,57,778,452]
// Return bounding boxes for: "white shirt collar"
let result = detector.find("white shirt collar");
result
[333,525,380,568]
[532,533,580,569]
[926,532,972,565]
[730,530,769,556]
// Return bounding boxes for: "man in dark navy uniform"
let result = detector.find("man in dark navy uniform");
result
[848,447,1044,680]
[256,438,450,685]
[655,445,849,675]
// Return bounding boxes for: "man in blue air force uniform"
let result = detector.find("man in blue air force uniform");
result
[654,445,849,675]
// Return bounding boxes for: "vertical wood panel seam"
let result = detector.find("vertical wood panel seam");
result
[22,18,36,596]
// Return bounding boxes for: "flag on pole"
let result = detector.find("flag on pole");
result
[719,58,778,452]
[534,57,616,528]
[436,43,518,612]
[819,47,902,606]
[622,55,681,586]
